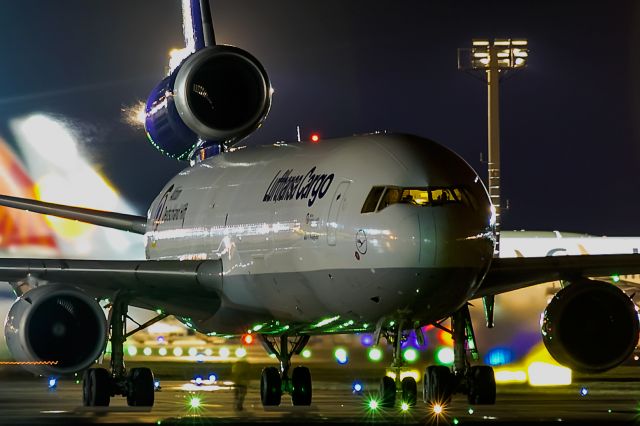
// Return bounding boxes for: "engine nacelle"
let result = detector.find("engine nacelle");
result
[144,45,271,160]
[541,279,639,373]
[4,285,107,375]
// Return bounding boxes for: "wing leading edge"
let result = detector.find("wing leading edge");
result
[475,253,640,298]
[0,194,147,234]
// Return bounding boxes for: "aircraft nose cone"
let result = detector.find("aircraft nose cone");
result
[433,205,494,268]
[426,203,494,302]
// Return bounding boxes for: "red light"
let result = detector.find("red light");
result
[310,133,320,143]
[242,334,254,345]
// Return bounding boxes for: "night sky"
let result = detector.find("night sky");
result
[0,1,638,235]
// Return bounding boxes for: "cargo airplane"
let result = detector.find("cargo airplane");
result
[1,0,640,410]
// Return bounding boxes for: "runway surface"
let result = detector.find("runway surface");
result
[1,365,640,425]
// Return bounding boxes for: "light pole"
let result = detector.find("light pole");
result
[458,38,529,327]
[458,38,528,255]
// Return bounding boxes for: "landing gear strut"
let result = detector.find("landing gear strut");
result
[83,294,165,407]
[259,334,312,406]
[377,319,419,408]
[423,304,496,405]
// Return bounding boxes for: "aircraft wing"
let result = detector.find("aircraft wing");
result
[474,253,640,298]
[0,258,223,316]
[0,194,147,234]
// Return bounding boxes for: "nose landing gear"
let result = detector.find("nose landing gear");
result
[377,319,419,408]
[259,334,312,407]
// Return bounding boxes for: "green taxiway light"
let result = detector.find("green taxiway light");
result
[189,396,201,409]
[301,349,312,358]
[612,274,621,283]
[436,347,454,365]
[403,348,418,362]
[401,402,410,412]
[368,398,379,410]
[368,347,383,361]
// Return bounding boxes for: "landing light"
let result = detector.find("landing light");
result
[433,403,444,415]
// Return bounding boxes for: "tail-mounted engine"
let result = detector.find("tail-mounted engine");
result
[4,285,107,375]
[144,45,271,160]
[541,279,639,373]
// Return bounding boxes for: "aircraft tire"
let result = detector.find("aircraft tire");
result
[467,365,496,405]
[260,367,282,406]
[401,376,417,406]
[291,366,312,406]
[423,365,452,404]
[380,376,396,408]
[127,367,155,407]
[82,368,111,407]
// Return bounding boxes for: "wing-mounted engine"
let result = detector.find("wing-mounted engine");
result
[144,45,272,160]
[5,285,107,375]
[541,278,639,373]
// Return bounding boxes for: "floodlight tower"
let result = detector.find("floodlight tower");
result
[458,38,528,327]
[457,39,528,255]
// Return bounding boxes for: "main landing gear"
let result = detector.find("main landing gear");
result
[83,294,167,407]
[259,334,312,407]
[423,304,496,405]
[378,304,496,409]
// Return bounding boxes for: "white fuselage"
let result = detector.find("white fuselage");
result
[143,134,495,334]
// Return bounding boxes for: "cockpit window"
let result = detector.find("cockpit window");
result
[362,185,475,213]
[378,187,402,210]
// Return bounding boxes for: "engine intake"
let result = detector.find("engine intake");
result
[145,45,271,160]
[541,279,639,373]
[4,285,107,375]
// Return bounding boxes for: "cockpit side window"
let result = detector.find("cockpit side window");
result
[361,186,385,213]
